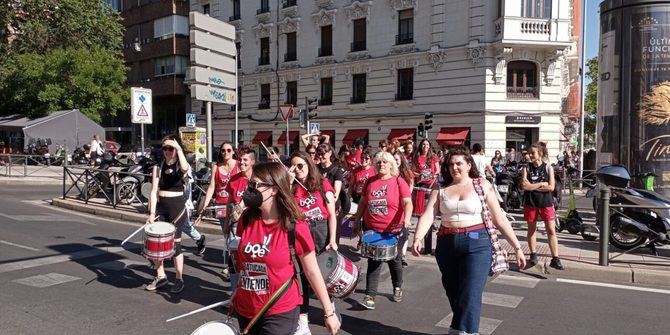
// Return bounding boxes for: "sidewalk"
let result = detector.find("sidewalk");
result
[0,165,64,185]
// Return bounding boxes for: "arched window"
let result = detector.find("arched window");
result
[507,61,539,99]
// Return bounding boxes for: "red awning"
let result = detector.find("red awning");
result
[277,130,300,145]
[252,131,273,145]
[435,127,470,146]
[342,129,368,146]
[387,128,415,141]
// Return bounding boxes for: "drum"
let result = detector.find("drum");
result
[360,230,398,261]
[204,205,227,219]
[142,221,176,260]
[316,249,360,299]
[191,321,239,335]
[340,214,357,239]
[411,187,431,217]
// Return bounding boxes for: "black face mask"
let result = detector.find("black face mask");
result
[242,188,264,209]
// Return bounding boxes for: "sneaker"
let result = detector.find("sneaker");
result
[196,235,206,256]
[528,252,538,267]
[170,279,185,293]
[294,314,312,335]
[359,295,375,310]
[392,287,403,302]
[221,267,230,281]
[401,257,408,267]
[146,276,168,291]
[549,257,565,270]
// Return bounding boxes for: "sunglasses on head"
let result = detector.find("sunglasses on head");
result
[162,147,174,152]
[248,180,273,189]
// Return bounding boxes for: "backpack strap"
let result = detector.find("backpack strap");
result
[287,220,304,296]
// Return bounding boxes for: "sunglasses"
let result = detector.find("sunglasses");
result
[248,180,274,189]
[293,163,306,170]
[317,152,329,157]
[162,147,174,152]
[308,151,316,155]
[221,148,234,153]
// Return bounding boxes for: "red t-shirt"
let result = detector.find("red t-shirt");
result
[362,175,411,233]
[214,161,239,204]
[414,155,439,184]
[294,179,334,221]
[226,171,249,204]
[351,166,376,195]
[232,218,314,318]
[345,149,362,171]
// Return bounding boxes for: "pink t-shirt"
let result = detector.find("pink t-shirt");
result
[233,218,314,318]
[294,179,334,221]
[225,171,249,204]
[214,162,238,204]
[362,175,411,233]
[414,155,439,184]
[351,166,375,195]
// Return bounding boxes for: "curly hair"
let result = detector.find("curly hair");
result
[441,146,480,186]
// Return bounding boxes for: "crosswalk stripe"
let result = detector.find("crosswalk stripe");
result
[435,313,502,335]
[492,274,541,288]
[482,292,523,308]
[92,259,149,271]
[0,245,137,274]
[12,273,81,288]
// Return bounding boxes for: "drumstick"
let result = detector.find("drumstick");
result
[121,223,147,246]
[259,141,308,191]
[166,299,231,322]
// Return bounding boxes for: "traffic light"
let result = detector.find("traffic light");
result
[299,109,307,129]
[424,113,433,131]
[417,123,425,138]
[306,97,318,119]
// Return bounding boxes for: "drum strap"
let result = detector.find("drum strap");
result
[288,220,304,296]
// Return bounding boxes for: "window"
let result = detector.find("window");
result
[397,9,414,45]
[285,32,297,62]
[321,78,333,105]
[259,84,271,109]
[237,86,242,110]
[521,0,552,19]
[231,0,241,20]
[351,19,366,52]
[319,25,333,57]
[283,0,297,8]
[286,81,297,106]
[259,37,270,65]
[351,74,366,103]
[154,56,188,76]
[153,15,189,39]
[105,0,121,11]
[506,61,538,99]
[258,0,270,14]
[203,4,210,15]
[236,42,241,69]
[396,68,413,100]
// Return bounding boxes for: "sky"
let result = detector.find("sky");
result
[583,0,601,86]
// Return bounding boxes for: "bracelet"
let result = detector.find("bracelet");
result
[323,311,336,319]
[513,246,523,251]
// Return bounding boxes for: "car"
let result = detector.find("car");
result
[105,140,121,154]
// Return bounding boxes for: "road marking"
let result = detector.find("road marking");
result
[23,199,138,227]
[0,240,40,252]
[491,274,541,288]
[92,259,149,271]
[482,292,523,308]
[0,246,136,274]
[556,278,670,295]
[436,313,502,335]
[12,273,81,288]
[0,210,95,226]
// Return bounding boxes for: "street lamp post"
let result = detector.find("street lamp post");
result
[578,0,587,183]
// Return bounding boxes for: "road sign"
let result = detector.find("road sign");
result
[279,104,294,121]
[191,84,236,104]
[186,67,236,91]
[186,113,197,127]
[309,122,320,134]
[131,87,152,124]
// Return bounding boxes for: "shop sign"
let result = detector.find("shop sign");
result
[505,115,541,124]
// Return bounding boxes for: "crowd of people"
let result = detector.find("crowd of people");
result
[144,133,568,335]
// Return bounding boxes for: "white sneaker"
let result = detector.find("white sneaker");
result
[294,314,312,335]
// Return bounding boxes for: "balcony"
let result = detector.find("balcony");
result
[130,74,187,97]
[123,35,189,63]
[258,56,270,66]
[350,96,366,104]
[494,15,571,47]
[395,92,413,101]
[395,33,414,45]
[318,47,333,57]
[350,41,366,52]
[257,7,270,15]
[229,14,241,21]
[506,86,539,99]
[284,52,297,62]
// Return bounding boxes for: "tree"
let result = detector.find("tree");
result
[584,57,599,146]
[0,0,127,121]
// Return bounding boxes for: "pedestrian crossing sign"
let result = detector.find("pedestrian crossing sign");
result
[131,87,153,124]
[309,122,320,135]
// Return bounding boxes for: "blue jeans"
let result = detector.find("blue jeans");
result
[435,228,492,334]
[181,213,202,241]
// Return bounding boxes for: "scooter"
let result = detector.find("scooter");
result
[554,167,586,235]
[495,162,523,211]
[115,155,155,205]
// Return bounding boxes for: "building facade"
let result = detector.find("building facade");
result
[191,0,574,159]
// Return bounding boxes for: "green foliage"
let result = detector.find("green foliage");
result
[584,57,599,140]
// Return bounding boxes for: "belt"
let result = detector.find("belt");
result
[437,223,486,236]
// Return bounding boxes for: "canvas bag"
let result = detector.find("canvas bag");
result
[472,178,509,276]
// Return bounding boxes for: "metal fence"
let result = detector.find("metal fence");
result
[0,154,69,177]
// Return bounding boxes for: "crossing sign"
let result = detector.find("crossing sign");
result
[279,104,294,121]
[309,122,320,134]
[131,87,152,124]
[186,113,197,127]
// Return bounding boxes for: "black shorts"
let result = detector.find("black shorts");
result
[236,307,299,335]
[155,195,185,239]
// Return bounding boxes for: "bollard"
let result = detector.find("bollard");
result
[24,156,27,176]
[8,154,12,176]
[598,188,611,266]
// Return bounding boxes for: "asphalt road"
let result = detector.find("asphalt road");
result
[1,185,668,335]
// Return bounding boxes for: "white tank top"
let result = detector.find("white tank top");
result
[439,188,483,222]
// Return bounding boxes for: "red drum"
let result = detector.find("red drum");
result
[142,221,176,260]
[317,250,360,299]
[412,187,431,217]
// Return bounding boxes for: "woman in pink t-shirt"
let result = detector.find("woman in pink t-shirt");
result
[353,151,413,310]
[232,162,339,335]
[349,150,375,204]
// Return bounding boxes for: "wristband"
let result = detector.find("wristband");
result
[323,311,336,319]
[513,246,523,252]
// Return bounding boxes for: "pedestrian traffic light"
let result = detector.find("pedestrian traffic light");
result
[299,109,307,129]
[417,123,425,138]
[424,113,433,130]
[306,97,318,119]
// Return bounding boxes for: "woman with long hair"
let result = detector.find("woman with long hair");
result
[317,143,348,244]
[412,147,526,335]
[288,151,338,334]
[412,139,440,253]
[521,142,563,270]
[394,151,414,266]
[402,140,414,166]
[349,150,375,204]
[353,151,412,309]
[232,162,340,335]
[491,150,505,175]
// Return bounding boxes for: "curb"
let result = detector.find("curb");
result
[51,198,224,236]
[0,178,64,185]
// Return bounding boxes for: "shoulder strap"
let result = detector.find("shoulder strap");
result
[472,178,493,229]
[287,220,304,295]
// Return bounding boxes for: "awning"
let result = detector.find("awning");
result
[342,129,368,145]
[252,131,273,145]
[435,127,470,146]
[277,130,300,145]
[387,128,415,141]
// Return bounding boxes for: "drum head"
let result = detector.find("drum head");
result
[316,249,339,279]
[191,321,239,335]
[145,221,175,234]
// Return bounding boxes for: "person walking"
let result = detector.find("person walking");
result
[231,162,340,335]
[471,143,494,179]
[317,143,349,244]
[412,139,440,254]
[349,151,375,204]
[353,151,412,309]
[521,142,564,270]
[394,151,414,267]
[412,147,526,335]
[491,150,505,175]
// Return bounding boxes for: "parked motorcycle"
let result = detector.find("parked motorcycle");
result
[582,165,670,254]
[26,138,51,165]
[71,146,90,165]
[495,162,523,211]
[115,155,155,205]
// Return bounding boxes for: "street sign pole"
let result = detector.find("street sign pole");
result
[286,115,290,155]
[235,62,239,148]
[206,101,213,161]
[140,124,145,156]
